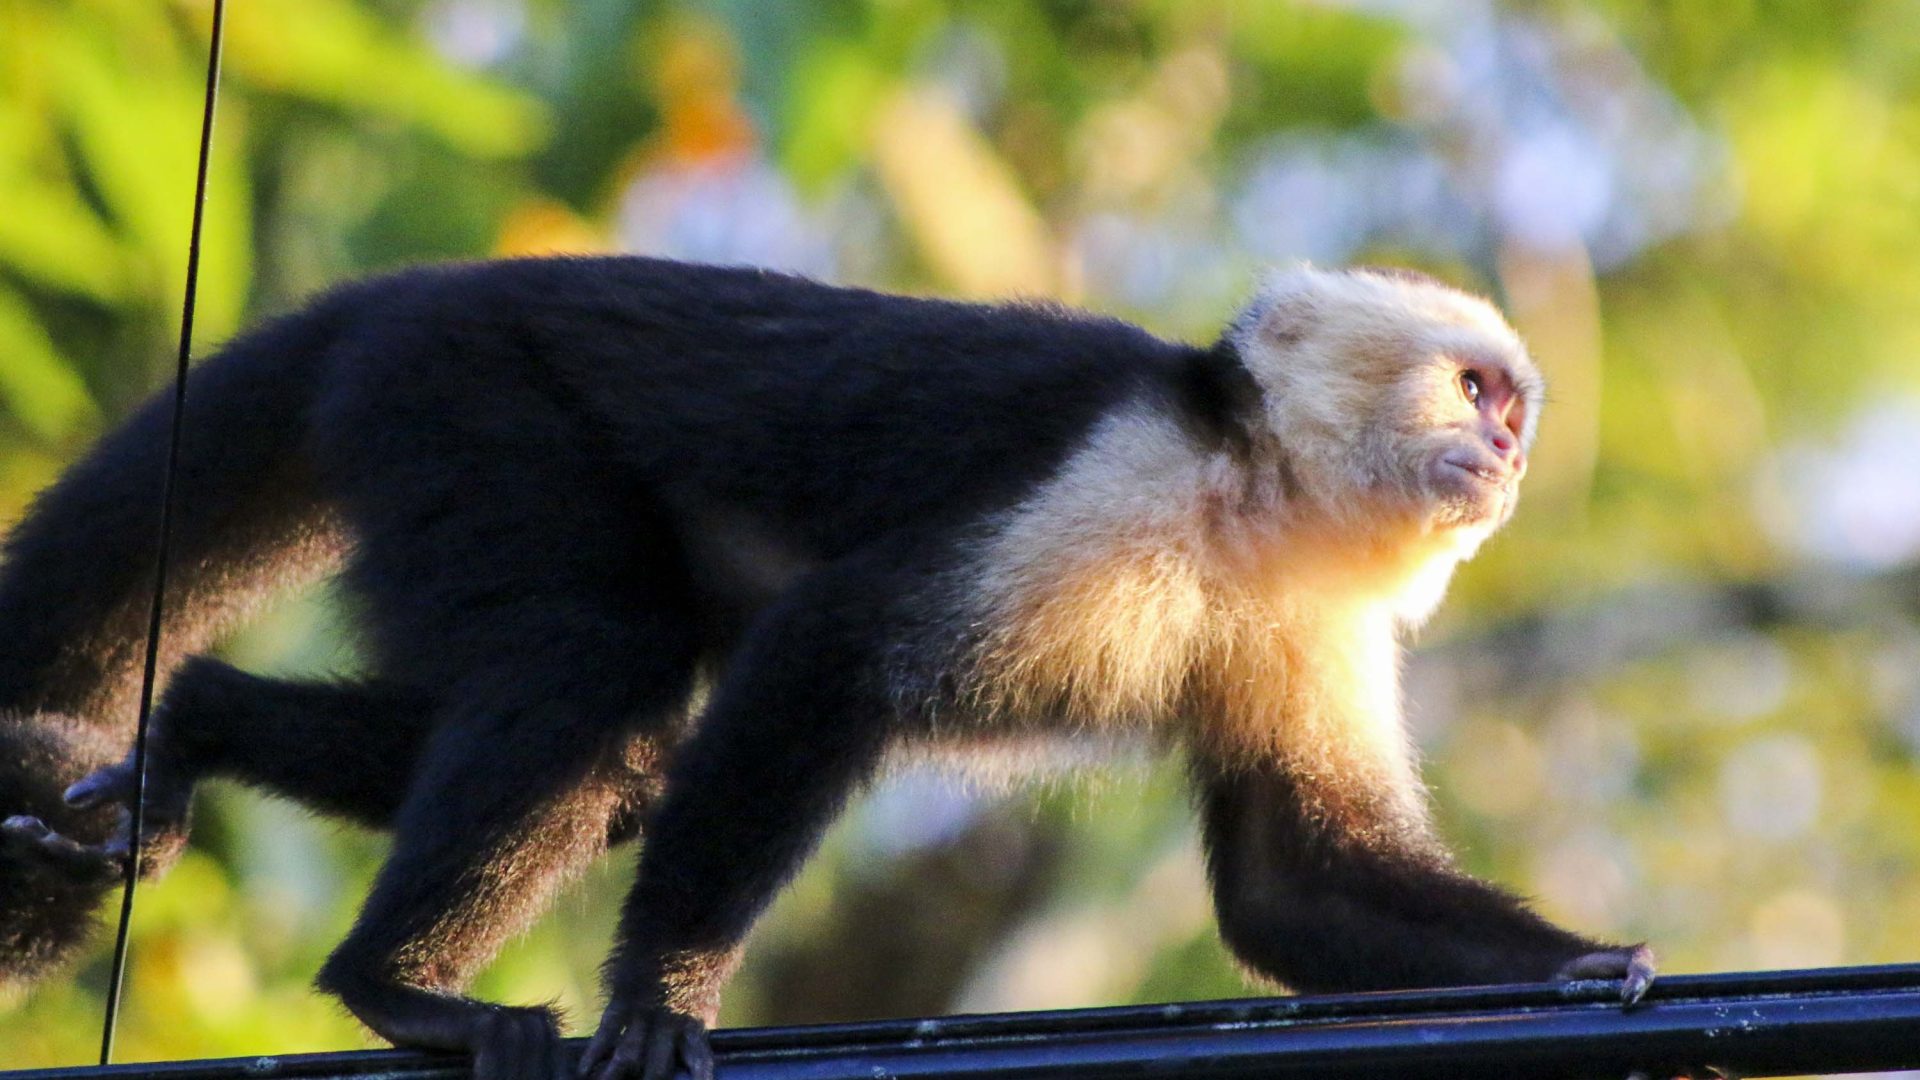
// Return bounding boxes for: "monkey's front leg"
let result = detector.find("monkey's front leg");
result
[1199,761,1654,1002]
[581,561,903,1080]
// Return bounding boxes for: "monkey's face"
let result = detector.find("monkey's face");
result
[1392,330,1541,531]
[1230,266,1543,542]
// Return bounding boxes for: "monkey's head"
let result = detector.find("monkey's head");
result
[1226,265,1543,549]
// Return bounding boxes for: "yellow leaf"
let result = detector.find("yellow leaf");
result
[872,88,1056,298]
[495,197,608,256]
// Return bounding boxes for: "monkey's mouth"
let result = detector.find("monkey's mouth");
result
[1440,457,1510,488]
[1428,455,1518,527]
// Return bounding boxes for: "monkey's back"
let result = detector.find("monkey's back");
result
[308,257,1203,562]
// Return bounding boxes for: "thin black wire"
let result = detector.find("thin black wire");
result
[98,0,228,1064]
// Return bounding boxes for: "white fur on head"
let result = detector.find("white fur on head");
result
[1227,264,1541,546]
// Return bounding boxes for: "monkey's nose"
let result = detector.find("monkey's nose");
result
[1486,422,1528,472]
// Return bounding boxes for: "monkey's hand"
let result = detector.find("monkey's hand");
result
[1555,943,1657,1006]
[0,752,192,882]
[1565,948,1738,1079]
[577,999,714,1080]
[1,814,125,886]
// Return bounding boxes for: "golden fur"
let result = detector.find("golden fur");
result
[950,266,1541,823]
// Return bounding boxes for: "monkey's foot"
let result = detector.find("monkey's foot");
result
[578,1003,713,1080]
[65,754,191,824]
[463,1005,569,1080]
[57,757,192,877]
[1556,943,1656,1006]
[0,815,123,885]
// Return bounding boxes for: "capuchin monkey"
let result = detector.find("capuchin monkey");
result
[0,258,1652,1080]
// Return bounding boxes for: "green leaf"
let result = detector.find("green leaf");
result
[0,169,132,301]
[0,285,99,441]
[779,41,886,194]
[0,31,130,300]
[47,13,252,338]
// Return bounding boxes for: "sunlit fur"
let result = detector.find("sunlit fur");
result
[952,266,1543,829]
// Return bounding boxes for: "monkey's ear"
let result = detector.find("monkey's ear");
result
[1233,265,1328,350]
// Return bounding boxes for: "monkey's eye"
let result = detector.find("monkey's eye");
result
[1458,370,1483,406]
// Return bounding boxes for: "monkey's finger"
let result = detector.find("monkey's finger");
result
[576,1009,621,1078]
[1,815,123,882]
[575,1035,610,1080]
[592,1020,648,1080]
[2,814,51,844]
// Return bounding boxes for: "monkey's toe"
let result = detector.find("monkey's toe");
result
[66,757,192,829]
[1,815,122,884]
[469,1006,566,1080]
[578,1004,712,1080]
[1556,943,1657,1006]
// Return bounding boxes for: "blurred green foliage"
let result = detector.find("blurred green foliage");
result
[1,1,1918,1076]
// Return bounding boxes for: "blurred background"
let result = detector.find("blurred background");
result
[1,0,1919,1074]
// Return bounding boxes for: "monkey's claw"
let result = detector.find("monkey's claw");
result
[1,814,123,885]
[578,1003,712,1080]
[1557,943,1657,1006]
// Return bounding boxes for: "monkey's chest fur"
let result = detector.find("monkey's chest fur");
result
[680,406,1423,796]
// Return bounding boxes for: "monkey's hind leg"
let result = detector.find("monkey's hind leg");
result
[314,600,697,1080]
[10,657,443,880]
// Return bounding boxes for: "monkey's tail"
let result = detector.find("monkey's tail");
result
[0,304,350,723]
[0,299,347,987]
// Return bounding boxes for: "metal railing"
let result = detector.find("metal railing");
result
[10,964,1920,1080]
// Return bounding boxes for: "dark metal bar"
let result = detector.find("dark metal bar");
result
[14,964,1920,1080]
